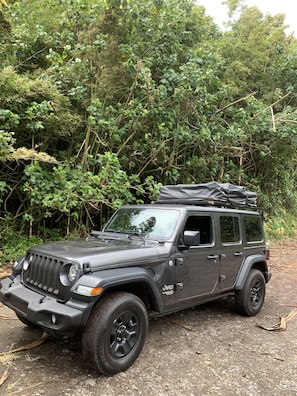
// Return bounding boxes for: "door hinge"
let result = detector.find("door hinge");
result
[83,262,92,274]
[176,257,184,266]
[219,275,226,282]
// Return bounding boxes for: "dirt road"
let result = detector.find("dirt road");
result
[0,240,297,396]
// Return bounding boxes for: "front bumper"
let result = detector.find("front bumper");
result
[0,277,91,336]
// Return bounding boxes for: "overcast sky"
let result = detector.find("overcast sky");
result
[197,0,296,36]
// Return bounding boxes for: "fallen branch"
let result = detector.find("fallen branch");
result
[9,382,44,396]
[0,333,49,356]
[162,317,195,332]
[273,355,284,361]
[0,370,9,386]
[276,303,297,309]
[0,315,11,320]
[256,310,297,331]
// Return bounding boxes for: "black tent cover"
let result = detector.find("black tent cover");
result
[156,182,257,208]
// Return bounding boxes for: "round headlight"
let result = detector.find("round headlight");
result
[60,263,79,286]
[68,263,78,282]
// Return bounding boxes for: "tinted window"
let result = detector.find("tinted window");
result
[220,216,240,243]
[184,216,213,244]
[244,215,263,242]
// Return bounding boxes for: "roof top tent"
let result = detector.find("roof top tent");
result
[155,182,257,209]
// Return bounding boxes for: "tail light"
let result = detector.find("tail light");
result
[264,249,270,260]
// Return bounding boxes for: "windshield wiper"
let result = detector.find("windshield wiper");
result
[90,230,119,240]
[90,230,102,238]
[124,231,146,243]
[92,229,146,243]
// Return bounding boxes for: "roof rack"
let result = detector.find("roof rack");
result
[155,182,258,210]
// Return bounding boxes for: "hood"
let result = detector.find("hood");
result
[29,235,168,269]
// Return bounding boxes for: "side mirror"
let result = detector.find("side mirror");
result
[183,230,200,246]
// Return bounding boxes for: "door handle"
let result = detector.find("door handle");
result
[207,255,219,260]
[234,252,243,256]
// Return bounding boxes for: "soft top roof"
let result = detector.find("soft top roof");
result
[156,182,257,208]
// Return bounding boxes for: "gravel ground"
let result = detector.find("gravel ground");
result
[0,240,297,396]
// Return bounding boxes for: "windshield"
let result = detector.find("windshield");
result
[104,208,180,240]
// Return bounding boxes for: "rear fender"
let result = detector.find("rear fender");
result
[235,254,270,290]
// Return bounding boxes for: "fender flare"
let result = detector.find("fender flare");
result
[234,254,269,290]
[72,266,164,312]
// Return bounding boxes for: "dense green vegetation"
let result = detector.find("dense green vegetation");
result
[1,0,297,260]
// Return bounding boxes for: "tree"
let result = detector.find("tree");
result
[218,6,291,100]
[1,0,297,239]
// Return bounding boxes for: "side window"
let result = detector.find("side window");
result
[184,215,213,244]
[244,215,263,242]
[220,216,240,244]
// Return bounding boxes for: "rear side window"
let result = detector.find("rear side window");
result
[220,216,240,243]
[244,215,263,242]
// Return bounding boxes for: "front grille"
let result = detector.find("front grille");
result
[23,252,66,299]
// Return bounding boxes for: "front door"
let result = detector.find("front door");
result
[175,214,220,301]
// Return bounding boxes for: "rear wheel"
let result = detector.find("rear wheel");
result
[235,269,266,316]
[82,292,148,376]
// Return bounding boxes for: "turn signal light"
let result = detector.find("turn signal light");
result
[76,285,104,296]
[90,287,104,296]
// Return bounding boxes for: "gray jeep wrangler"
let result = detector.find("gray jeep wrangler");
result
[0,183,271,375]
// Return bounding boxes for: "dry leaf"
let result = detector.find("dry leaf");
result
[0,370,9,386]
[0,270,11,280]
[256,310,297,331]
[279,316,286,330]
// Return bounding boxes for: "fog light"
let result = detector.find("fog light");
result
[51,314,57,325]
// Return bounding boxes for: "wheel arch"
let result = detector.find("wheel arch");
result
[99,280,161,314]
[77,267,164,318]
[235,255,270,290]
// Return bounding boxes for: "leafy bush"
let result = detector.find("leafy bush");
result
[265,211,297,241]
[0,233,43,266]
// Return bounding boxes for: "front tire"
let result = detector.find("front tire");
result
[82,292,148,376]
[16,313,39,328]
[235,269,266,316]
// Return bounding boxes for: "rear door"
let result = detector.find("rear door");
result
[218,214,244,290]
